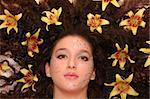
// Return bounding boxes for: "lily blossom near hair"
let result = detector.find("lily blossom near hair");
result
[101,0,120,11]
[0,9,22,34]
[21,28,43,57]
[119,8,146,35]
[87,13,109,34]
[104,74,139,99]
[139,41,150,67]
[16,65,38,92]
[108,43,135,70]
[41,7,62,31]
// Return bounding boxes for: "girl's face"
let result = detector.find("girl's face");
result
[45,35,95,93]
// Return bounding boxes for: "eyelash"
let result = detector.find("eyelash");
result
[57,55,67,59]
[80,56,89,61]
[56,55,89,61]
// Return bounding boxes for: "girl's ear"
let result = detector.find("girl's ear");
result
[45,62,51,77]
[90,69,96,80]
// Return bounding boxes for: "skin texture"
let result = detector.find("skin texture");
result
[45,35,95,99]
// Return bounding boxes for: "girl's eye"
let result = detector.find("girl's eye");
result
[80,56,89,61]
[57,55,67,59]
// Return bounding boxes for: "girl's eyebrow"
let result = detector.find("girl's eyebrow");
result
[55,48,67,53]
[55,48,92,56]
[78,49,92,56]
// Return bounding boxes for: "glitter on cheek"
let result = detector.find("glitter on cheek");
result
[49,58,62,76]
[76,71,93,88]
[74,64,94,88]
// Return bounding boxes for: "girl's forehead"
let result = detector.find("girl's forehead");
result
[54,35,92,50]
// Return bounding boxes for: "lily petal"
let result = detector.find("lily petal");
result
[109,87,120,99]
[120,93,127,99]
[140,21,146,28]
[116,74,123,82]
[41,17,50,23]
[87,13,94,19]
[96,26,102,34]
[20,68,29,75]
[4,9,13,17]
[15,13,22,21]
[51,8,57,14]
[101,19,110,25]
[139,48,150,54]
[124,44,128,53]
[32,83,36,92]
[21,41,27,45]
[33,75,38,82]
[111,0,120,7]
[33,47,39,53]
[146,41,150,44]
[26,32,31,38]
[7,27,13,34]
[28,64,33,70]
[119,60,126,70]
[38,39,44,44]
[13,26,18,33]
[144,55,150,67]
[109,53,116,59]
[127,11,134,17]
[55,7,62,17]
[42,11,51,17]
[125,74,133,83]
[102,0,110,11]
[16,78,25,83]
[1,64,11,71]
[115,43,121,50]
[119,19,129,26]
[127,86,139,96]
[35,0,40,4]
[55,22,62,25]
[90,27,95,32]
[104,82,116,86]
[127,56,135,63]
[46,25,49,31]
[21,83,31,92]
[135,8,145,17]
[112,59,118,66]
[0,15,6,20]
[0,22,7,29]
[28,51,34,57]
[131,26,138,35]
[33,28,41,39]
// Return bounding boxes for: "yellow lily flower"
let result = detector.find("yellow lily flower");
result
[0,9,22,34]
[87,13,109,34]
[104,74,139,99]
[0,61,11,73]
[21,28,43,57]
[119,8,146,35]
[102,0,120,11]
[41,7,62,31]
[16,65,38,92]
[108,43,135,70]
[139,41,150,67]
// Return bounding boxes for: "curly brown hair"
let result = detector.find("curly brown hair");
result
[0,0,149,98]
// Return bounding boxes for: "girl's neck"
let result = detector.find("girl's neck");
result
[53,86,87,99]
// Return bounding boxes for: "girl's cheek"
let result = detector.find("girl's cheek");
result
[50,58,61,74]
[76,70,94,87]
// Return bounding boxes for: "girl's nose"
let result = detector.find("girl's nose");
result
[67,58,77,69]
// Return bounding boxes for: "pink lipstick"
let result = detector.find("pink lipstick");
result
[64,73,79,80]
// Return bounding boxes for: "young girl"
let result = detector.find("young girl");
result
[0,0,149,98]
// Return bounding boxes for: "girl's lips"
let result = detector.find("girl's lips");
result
[64,73,79,79]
